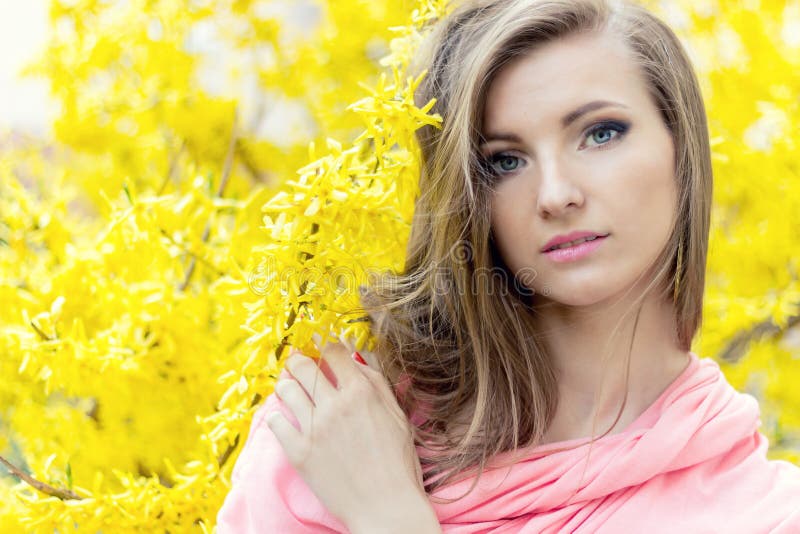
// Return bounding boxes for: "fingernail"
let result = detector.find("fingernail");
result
[352,351,367,365]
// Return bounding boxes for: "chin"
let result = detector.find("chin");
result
[536,279,623,307]
[544,292,608,308]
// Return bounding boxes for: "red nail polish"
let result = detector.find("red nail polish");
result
[352,351,367,365]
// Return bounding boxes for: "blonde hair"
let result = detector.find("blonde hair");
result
[355,0,712,503]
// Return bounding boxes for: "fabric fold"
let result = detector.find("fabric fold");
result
[216,352,800,533]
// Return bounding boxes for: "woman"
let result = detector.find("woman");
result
[217,0,800,531]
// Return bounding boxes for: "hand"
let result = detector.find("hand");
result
[264,332,432,530]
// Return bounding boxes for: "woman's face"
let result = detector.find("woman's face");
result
[483,30,677,307]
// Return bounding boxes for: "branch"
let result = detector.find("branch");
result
[216,432,241,469]
[29,320,53,342]
[235,139,269,183]
[157,139,186,196]
[718,308,800,363]
[180,107,238,292]
[159,228,227,277]
[216,223,320,469]
[0,454,83,500]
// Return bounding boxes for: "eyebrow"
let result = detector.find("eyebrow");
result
[481,100,629,144]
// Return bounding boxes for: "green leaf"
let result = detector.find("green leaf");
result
[122,183,133,204]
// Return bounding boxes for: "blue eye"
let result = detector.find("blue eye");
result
[584,121,629,148]
[487,154,523,175]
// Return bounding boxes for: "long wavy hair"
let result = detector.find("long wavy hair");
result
[353,0,712,503]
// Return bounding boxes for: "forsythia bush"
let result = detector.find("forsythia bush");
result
[0,0,797,531]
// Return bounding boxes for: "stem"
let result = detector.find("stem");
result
[159,228,227,277]
[157,139,185,196]
[216,223,320,469]
[0,454,83,500]
[30,320,53,342]
[180,108,238,292]
[718,308,800,362]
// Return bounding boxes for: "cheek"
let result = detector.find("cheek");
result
[613,125,675,201]
[490,192,524,263]
[614,144,676,236]
[491,189,523,235]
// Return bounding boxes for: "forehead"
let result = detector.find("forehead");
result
[483,31,648,130]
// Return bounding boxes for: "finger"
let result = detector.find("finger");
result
[334,329,358,358]
[312,332,366,390]
[274,376,315,432]
[337,332,380,370]
[334,336,404,404]
[325,332,404,409]
[285,349,339,404]
[263,410,302,450]
[355,356,396,397]
[350,363,405,421]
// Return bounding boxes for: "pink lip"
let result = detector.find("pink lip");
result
[543,235,607,263]
[542,230,607,252]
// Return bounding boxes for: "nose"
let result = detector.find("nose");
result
[535,156,584,218]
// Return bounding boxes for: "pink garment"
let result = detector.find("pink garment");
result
[216,352,800,532]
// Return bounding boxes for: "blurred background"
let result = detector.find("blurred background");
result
[0,1,51,135]
[1,0,798,531]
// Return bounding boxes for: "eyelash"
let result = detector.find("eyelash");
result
[483,120,630,176]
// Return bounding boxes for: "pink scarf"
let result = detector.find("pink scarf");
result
[216,352,800,532]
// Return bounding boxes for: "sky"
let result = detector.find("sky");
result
[0,0,317,141]
[0,0,52,136]
[0,0,796,142]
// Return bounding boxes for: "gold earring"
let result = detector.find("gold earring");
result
[673,238,683,304]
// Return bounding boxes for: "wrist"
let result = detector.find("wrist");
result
[347,491,441,534]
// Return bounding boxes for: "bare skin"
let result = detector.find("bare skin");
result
[480,29,691,445]
[271,29,693,531]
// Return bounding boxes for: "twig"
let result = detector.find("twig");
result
[235,139,268,183]
[157,139,186,196]
[216,433,241,469]
[29,321,53,342]
[718,309,800,363]
[179,108,238,291]
[216,223,320,469]
[0,454,83,500]
[159,228,227,277]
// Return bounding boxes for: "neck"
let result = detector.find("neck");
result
[536,287,690,444]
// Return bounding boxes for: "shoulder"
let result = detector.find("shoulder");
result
[702,439,800,530]
[756,458,800,533]
[229,390,293,486]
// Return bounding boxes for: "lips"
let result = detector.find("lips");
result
[543,234,607,262]
[546,235,601,251]
[541,230,609,253]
